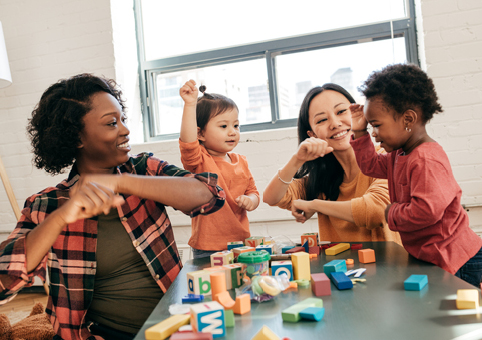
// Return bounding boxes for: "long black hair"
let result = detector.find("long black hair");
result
[295,83,356,201]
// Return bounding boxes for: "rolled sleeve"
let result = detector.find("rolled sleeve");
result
[187,172,226,218]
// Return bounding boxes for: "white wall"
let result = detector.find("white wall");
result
[0,0,481,245]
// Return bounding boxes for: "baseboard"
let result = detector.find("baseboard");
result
[20,285,47,294]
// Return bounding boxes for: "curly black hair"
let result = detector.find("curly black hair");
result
[196,85,238,132]
[359,63,443,122]
[27,73,126,175]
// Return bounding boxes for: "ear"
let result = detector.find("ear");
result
[402,109,417,129]
[197,127,205,141]
[307,130,317,138]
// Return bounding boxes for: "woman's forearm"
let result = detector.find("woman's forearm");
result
[117,175,214,212]
[311,199,354,223]
[263,156,303,206]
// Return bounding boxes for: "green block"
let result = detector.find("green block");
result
[225,309,235,327]
[282,298,323,322]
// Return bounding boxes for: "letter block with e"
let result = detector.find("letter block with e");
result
[190,301,226,338]
[187,270,212,296]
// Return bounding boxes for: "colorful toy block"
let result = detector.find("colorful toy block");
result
[223,263,244,289]
[213,291,235,309]
[309,246,320,255]
[323,259,347,276]
[187,270,212,295]
[282,246,295,253]
[204,266,232,290]
[350,243,363,250]
[227,241,244,251]
[285,246,306,254]
[271,260,293,281]
[224,309,235,328]
[232,293,251,315]
[145,314,191,340]
[256,244,274,254]
[358,249,376,263]
[456,289,480,309]
[251,325,281,340]
[210,251,234,267]
[182,294,205,303]
[299,307,325,321]
[281,297,323,322]
[311,273,331,296]
[345,268,366,278]
[321,243,338,250]
[210,272,227,298]
[325,242,350,255]
[404,275,428,291]
[301,240,309,253]
[291,252,310,280]
[232,246,256,258]
[301,233,319,248]
[190,301,225,338]
[330,272,353,290]
[346,258,354,265]
[245,236,264,248]
[170,332,213,340]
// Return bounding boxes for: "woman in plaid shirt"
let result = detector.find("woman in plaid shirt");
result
[0,74,225,340]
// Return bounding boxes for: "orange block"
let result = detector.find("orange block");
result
[233,293,251,315]
[346,258,354,265]
[358,249,376,263]
[214,290,236,309]
[210,272,227,298]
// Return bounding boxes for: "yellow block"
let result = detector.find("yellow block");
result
[456,289,480,309]
[291,252,311,280]
[251,325,281,340]
[145,314,191,340]
[325,243,350,256]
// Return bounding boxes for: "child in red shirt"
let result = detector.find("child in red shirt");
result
[179,80,260,259]
[350,64,482,287]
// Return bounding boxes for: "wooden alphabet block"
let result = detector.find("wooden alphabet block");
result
[358,249,376,263]
[256,244,274,254]
[291,252,310,280]
[210,251,234,267]
[232,246,256,258]
[223,263,244,289]
[311,273,331,296]
[245,236,264,248]
[187,270,212,295]
[271,260,293,281]
[190,301,225,338]
[227,241,244,251]
[301,233,319,248]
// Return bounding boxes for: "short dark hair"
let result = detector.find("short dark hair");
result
[359,63,443,122]
[27,73,126,175]
[296,84,356,201]
[196,85,238,131]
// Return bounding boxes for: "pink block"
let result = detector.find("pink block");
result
[170,332,213,339]
[311,273,331,296]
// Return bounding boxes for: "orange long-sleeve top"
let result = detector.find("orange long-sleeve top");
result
[179,140,259,250]
[276,172,401,244]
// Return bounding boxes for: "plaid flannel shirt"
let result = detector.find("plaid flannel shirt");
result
[0,152,225,340]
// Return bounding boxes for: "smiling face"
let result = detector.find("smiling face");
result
[364,97,407,153]
[307,90,353,151]
[198,108,240,158]
[77,92,130,173]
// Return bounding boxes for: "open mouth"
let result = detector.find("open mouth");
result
[331,130,349,139]
[117,141,130,149]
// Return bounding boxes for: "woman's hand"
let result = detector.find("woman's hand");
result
[291,199,316,223]
[349,104,368,132]
[295,137,333,164]
[60,179,124,224]
[180,79,198,106]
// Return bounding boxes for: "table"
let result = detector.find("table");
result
[135,242,482,340]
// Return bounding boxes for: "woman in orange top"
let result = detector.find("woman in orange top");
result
[179,80,260,258]
[263,84,400,244]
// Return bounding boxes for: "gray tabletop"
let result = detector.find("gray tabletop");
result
[135,242,482,340]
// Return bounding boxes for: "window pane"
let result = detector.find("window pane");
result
[153,59,269,136]
[141,0,407,61]
[276,37,407,120]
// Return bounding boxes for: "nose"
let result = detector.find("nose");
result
[371,129,377,138]
[120,119,130,136]
[228,126,237,135]
[330,116,342,129]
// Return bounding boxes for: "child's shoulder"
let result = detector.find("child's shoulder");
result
[409,142,450,165]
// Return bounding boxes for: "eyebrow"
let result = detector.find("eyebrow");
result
[313,102,346,118]
[101,112,118,118]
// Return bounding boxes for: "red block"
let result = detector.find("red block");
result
[321,243,338,250]
[170,332,213,339]
[309,246,320,255]
[311,273,331,296]
[350,243,363,250]
[285,246,306,254]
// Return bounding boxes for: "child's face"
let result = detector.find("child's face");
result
[364,97,407,153]
[199,108,240,157]
[307,90,353,152]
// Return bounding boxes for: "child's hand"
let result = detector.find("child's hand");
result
[349,104,368,132]
[180,79,198,106]
[235,195,257,211]
[291,199,316,223]
[295,137,333,164]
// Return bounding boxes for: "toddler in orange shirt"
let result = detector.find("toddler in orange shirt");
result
[179,80,260,259]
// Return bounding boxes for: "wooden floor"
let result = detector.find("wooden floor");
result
[0,291,49,323]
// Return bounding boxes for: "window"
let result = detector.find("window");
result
[134,0,418,141]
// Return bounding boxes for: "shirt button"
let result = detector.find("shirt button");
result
[133,241,140,247]
[155,274,160,279]
[121,217,127,222]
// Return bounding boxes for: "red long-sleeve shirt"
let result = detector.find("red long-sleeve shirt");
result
[351,134,482,274]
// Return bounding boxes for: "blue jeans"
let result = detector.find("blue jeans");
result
[192,248,218,259]
[455,246,482,288]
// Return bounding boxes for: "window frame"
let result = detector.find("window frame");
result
[134,0,419,142]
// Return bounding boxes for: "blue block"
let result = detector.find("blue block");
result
[182,294,204,303]
[404,275,428,291]
[299,307,325,321]
[302,240,309,253]
[323,259,347,276]
[330,272,353,290]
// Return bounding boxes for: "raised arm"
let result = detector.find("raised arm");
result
[180,79,199,143]
[263,137,333,206]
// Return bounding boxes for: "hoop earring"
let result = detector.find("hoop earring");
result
[405,127,411,132]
